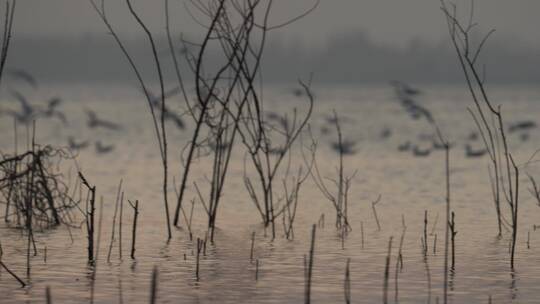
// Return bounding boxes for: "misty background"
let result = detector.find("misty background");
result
[7,0,540,84]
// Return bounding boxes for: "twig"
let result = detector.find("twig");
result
[395,223,407,303]
[344,258,351,304]
[79,172,96,264]
[149,266,158,304]
[0,260,26,287]
[46,286,52,304]
[372,195,382,231]
[383,236,393,304]
[127,200,139,260]
[250,231,255,262]
[423,210,428,256]
[107,181,123,263]
[305,224,316,304]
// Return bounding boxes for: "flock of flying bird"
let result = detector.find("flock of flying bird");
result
[0,69,186,155]
[390,81,537,158]
[0,70,536,159]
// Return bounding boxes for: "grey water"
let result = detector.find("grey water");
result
[1,84,540,303]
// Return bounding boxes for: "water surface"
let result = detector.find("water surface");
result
[1,84,540,303]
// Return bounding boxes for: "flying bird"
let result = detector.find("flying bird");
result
[95,141,115,154]
[465,143,488,158]
[147,87,186,130]
[397,141,411,152]
[290,87,304,97]
[391,81,422,96]
[68,136,90,150]
[380,127,392,139]
[467,131,479,141]
[331,139,357,155]
[7,68,38,89]
[85,110,122,131]
[2,90,37,124]
[39,97,67,125]
[412,145,431,157]
[508,120,536,133]
[391,82,435,124]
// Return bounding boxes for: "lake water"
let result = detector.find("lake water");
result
[1,84,540,303]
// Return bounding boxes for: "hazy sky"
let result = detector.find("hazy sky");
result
[14,0,540,47]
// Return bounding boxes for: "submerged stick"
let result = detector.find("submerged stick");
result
[90,196,105,304]
[424,256,432,304]
[344,258,351,304]
[203,233,207,256]
[196,238,203,281]
[119,191,124,260]
[383,236,393,304]
[107,181,123,263]
[395,224,407,303]
[318,213,325,228]
[118,277,124,304]
[150,266,158,304]
[79,172,96,264]
[430,213,439,235]
[443,144,450,304]
[372,195,382,231]
[433,234,437,255]
[0,260,26,287]
[128,200,139,260]
[250,231,255,262]
[510,157,519,269]
[305,224,316,304]
[423,210,428,256]
[449,212,457,269]
[361,221,365,249]
[46,286,52,304]
[255,259,259,281]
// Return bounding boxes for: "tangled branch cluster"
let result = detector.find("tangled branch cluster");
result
[0,146,80,229]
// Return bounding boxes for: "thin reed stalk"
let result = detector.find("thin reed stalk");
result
[424,210,428,256]
[433,234,437,255]
[305,112,356,234]
[383,236,393,304]
[119,192,123,259]
[441,1,520,270]
[395,223,407,303]
[46,286,52,304]
[196,238,203,281]
[150,266,158,304]
[255,259,260,281]
[449,212,457,269]
[424,256,432,304]
[90,196,104,304]
[372,195,382,232]
[89,0,171,240]
[250,231,255,262]
[361,221,364,249]
[344,258,351,304]
[164,0,194,228]
[0,260,26,287]
[510,157,519,269]
[442,141,450,304]
[305,224,316,304]
[79,172,95,264]
[107,181,123,263]
[128,200,139,260]
[0,0,16,87]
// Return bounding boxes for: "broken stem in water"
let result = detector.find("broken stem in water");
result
[128,200,139,260]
